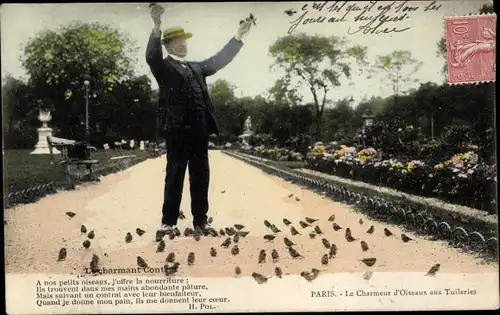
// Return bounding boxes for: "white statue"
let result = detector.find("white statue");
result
[244,116,253,134]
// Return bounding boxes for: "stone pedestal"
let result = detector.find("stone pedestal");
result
[31,109,59,155]
[31,127,59,155]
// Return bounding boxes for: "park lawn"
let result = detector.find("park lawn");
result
[3,149,150,194]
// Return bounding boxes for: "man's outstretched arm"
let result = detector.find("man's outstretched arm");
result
[146,7,166,84]
[200,19,252,77]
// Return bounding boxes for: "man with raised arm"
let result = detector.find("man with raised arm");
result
[146,4,252,237]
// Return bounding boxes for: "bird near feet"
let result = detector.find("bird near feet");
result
[80,225,87,234]
[384,228,393,237]
[328,214,336,222]
[136,228,146,236]
[166,252,176,263]
[83,240,91,249]
[179,210,186,220]
[156,240,166,253]
[155,230,164,242]
[221,237,231,248]
[66,212,76,218]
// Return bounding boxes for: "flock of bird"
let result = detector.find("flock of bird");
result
[58,203,441,284]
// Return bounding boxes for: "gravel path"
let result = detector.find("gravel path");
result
[4,151,497,277]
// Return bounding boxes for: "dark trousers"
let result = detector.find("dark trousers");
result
[161,110,210,227]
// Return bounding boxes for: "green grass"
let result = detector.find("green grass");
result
[3,149,150,194]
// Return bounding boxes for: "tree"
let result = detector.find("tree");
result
[373,50,422,105]
[20,22,137,138]
[2,75,39,148]
[267,77,302,106]
[269,33,367,138]
[209,79,237,106]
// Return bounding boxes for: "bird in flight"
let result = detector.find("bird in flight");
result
[284,9,297,16]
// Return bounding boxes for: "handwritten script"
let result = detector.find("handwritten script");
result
[287,0,442,35]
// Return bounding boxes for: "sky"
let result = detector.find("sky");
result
[0,1,488,106]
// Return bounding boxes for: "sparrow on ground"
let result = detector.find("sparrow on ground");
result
[136,228,145,236]
[187,252,195,265]
[360,257,377,267]
[156,240,166,253]
[83,240,91,249]
[425,263,440,276]
[57,248,67,261]
[137,256,148,268]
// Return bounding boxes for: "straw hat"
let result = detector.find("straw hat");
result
[162,27,193,42]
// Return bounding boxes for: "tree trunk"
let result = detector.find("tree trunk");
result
[314,113,322,140]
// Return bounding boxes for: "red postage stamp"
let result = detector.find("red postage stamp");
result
[445,14,496,84]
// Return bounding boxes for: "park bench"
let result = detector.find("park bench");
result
[103,143,136,162]
[47,136,100,187]
[103,142,136,170]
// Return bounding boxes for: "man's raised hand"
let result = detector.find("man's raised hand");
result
[235,16,253,41]
[150,3,165,27]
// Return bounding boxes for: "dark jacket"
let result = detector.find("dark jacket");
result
[146,30,243,137]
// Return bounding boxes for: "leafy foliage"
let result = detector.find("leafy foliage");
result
[20,22,138,137]
[269,33,367,137]
[373,50,422,97]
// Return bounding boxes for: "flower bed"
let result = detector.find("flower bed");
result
[239,146,304,162]
[238,143,497,214]
[305,144,496,214]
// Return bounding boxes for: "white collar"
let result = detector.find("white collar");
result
[169,54,186,62]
